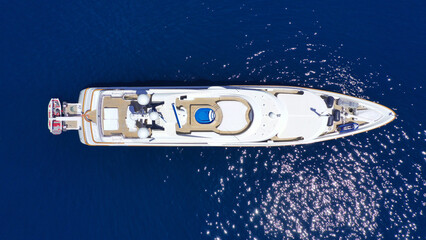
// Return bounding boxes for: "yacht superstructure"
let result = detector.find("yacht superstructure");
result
[48,86,395,146]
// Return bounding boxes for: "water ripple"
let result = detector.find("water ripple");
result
[199,38,425,238]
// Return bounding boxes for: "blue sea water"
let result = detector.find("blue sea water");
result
[1,0,425,239]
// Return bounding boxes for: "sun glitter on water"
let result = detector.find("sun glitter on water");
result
[198,40,424,239]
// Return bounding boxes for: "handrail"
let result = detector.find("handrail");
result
[172,103,182,128]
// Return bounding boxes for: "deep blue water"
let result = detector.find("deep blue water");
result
[1,0,425,239]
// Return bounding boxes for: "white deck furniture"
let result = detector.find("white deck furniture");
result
[103,108,119,131]
[217,101,249,132]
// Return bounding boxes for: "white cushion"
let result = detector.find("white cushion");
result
[217,101,248,132]
[103,119,119,131]
[104,108,118,120]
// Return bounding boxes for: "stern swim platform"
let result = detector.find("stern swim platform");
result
[48,86,396,147]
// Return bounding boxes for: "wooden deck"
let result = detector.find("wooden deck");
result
[64,103,81,116]
[322,99,368,135]
[85,110,97,123]
[175,97,252,135]
[64,120,79,130]
[102,96,139,138]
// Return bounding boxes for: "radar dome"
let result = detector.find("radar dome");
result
[149,111,160,121]
[137,94,150,106]
[137,127,150,139]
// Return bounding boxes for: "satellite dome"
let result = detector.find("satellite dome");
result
[137,127,150,139]
[149,111,160,121]
[137,94,150,106]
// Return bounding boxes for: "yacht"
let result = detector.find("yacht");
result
[48,86,395,146]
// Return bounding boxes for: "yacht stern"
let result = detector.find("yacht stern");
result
[48,98,83,135]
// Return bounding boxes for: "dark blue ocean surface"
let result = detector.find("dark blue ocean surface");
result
[1,0,425,239]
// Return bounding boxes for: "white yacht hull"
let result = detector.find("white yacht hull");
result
[49,86,395,147]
